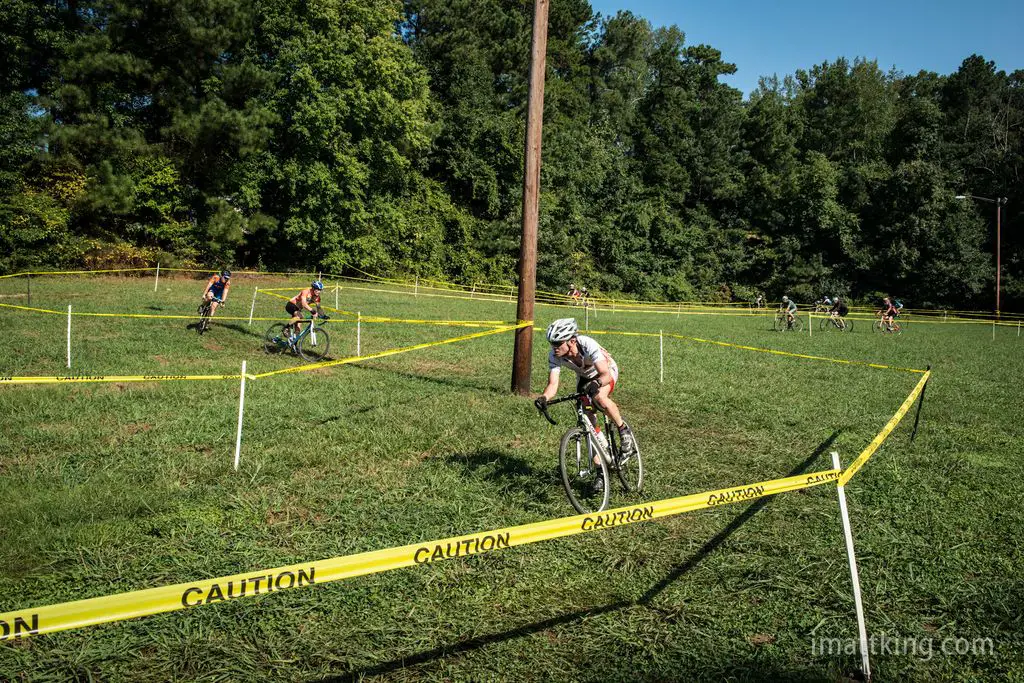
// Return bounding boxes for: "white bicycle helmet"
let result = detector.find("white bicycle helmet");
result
[546,318,578,343]
[782,295,789,302]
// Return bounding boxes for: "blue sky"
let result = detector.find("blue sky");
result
[587,0,1023,97]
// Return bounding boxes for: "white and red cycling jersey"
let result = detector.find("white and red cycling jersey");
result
[548,334,619,385]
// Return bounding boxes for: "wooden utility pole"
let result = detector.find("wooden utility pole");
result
[511,0,550,395]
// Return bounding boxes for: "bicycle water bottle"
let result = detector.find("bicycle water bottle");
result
[594,428,611,465]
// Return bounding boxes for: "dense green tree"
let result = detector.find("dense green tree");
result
[0,1,1019,310]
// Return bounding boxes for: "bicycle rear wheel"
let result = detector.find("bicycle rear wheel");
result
[840,317,854,332]
[559,428,610,514]
[790,315,804,332]
[264,323,289,354]
[819,316,831,331]
[609,427,644,493]
[297,326,330,362]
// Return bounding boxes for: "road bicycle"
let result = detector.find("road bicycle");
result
[872,317,902,335]
[195,297,224,335]
[773,311,804,332]
[263,314,332,362]
[536,391,644,513]
[819,313,854,332]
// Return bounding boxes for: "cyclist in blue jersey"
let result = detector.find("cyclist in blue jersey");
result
[201,270,232,317]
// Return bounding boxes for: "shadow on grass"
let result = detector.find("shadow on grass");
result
[329,431,842,682]
[442,447,559,506]
[347,362,509,396]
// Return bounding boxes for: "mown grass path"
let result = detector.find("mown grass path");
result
[1,275,1022,680]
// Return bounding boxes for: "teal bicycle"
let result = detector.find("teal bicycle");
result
[264,315,331,362]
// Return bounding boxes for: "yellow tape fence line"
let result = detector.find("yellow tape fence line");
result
[574,327,928,375]
[839,370,931,486]
[0,467,841,640]
[0,323,529,385]
[251,322,528,379]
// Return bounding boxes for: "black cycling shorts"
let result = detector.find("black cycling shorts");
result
[838,305,849,316]
[285,302,300,316]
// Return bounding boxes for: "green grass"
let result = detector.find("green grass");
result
[1,274,1023,681]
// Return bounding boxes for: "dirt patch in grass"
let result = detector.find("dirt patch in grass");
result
[124,422,153,435]
[202,342,225,351]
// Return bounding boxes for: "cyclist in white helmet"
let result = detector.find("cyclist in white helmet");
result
[535,318,637,490]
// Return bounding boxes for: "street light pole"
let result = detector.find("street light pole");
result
[955,194,1009,315]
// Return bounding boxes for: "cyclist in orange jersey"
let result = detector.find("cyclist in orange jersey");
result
[285,280,324,340]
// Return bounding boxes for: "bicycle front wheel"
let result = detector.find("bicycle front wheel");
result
[297,327,330,362]
[559,428,610,514]
[264,323,289,354]
[609,428,644,493]
[197,303,212,335]
[773,315,786,332]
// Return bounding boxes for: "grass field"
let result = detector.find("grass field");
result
[1,274,1022,681]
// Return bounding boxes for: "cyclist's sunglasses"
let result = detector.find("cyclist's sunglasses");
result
[550,339,570,349]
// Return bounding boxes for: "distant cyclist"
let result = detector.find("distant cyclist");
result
[534,318,637,492]
[881,296,899,330]
[829,295,849,330]
[567,284,582,305]
[285,280,324,340]
[201,270,231,317]
[781,295,798,327]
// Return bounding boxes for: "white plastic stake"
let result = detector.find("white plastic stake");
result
[66,305,72,368]
[248,287,258,326]
[832,451,872,682]
[334,284,339,310]
[585,305,589,331]
[357,312,361,356]
[154,263,160,292]
[470,285,475,299]
[809,312,813,337]
[659,330,664,383]
[233,361,248,471]
[415,276,419,297]
[1017,321,1020,337]
[992,320,996,340]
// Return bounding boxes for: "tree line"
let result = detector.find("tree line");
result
[1,0,1021,309]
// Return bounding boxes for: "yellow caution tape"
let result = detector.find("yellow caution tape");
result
[0,323,529,385]
[0,466,841,640]
[0,373,249,385]
[252,322,528,378]
[574,328,928,375]
[0,302,299,323]
[839,370,931,486]
[0,268,155,279]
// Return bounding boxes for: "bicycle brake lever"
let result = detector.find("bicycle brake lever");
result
[539,406,558,426]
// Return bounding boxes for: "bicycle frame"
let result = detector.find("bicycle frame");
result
[539,392,613,464]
